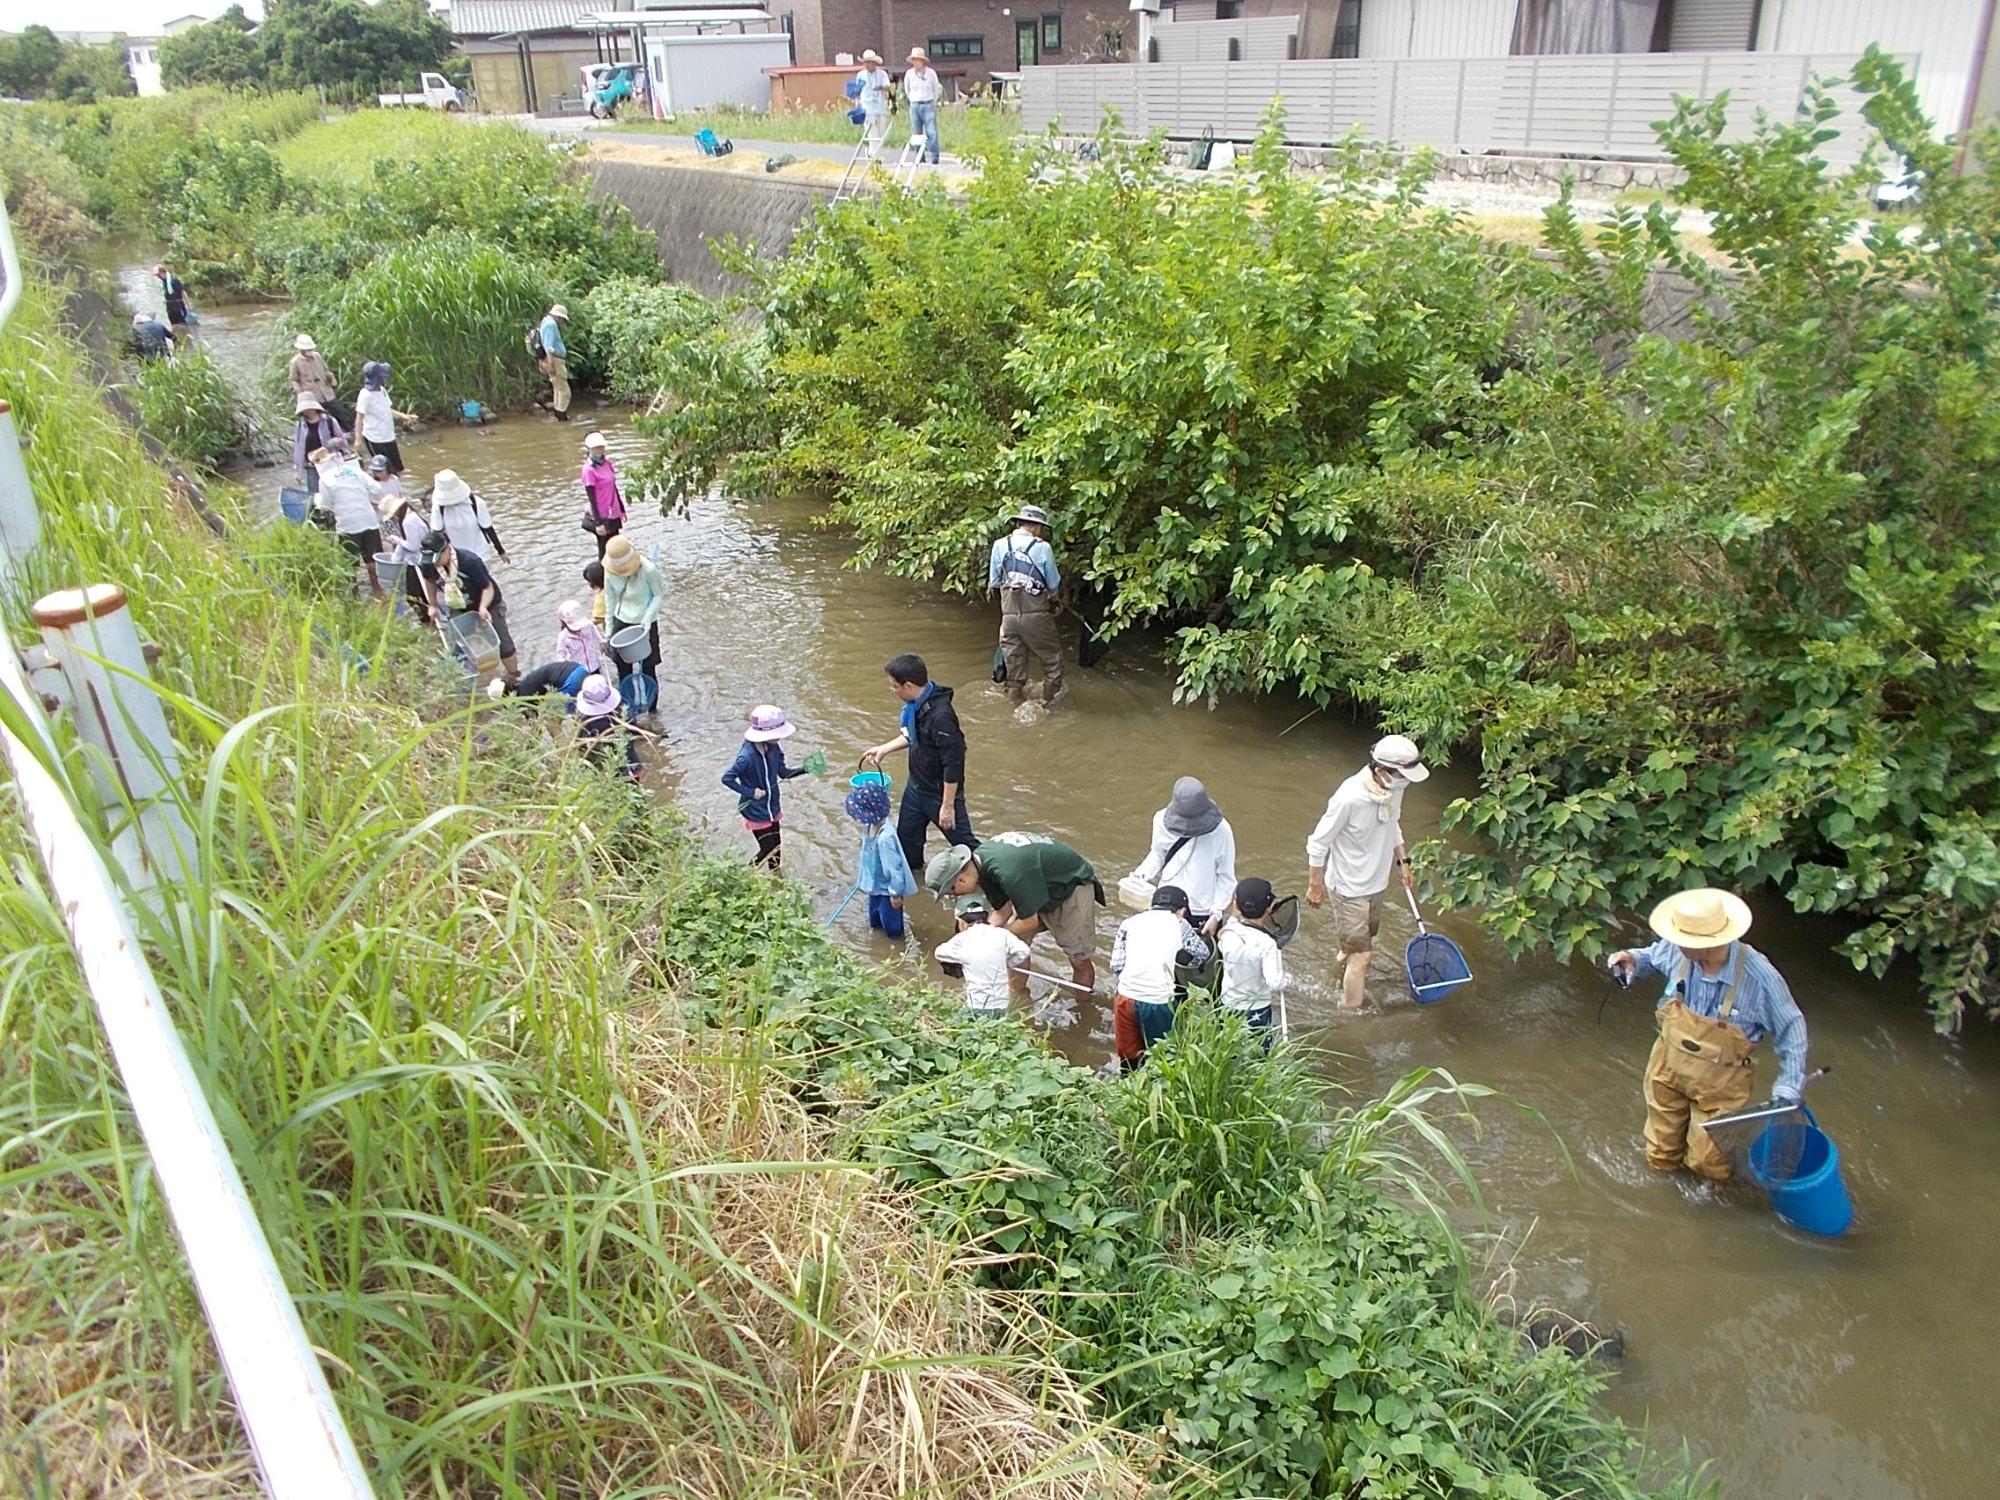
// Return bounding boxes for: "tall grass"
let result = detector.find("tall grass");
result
[275,107,463,189]
[285,233,558,417]
[0,270,1145,1494]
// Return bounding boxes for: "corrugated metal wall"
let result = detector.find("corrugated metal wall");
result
[1758,0,1985,134]
[1358,0,1519,59]
[1021,50,1892,164]
[1669,0,1755,52]
[1155,16,1301,62]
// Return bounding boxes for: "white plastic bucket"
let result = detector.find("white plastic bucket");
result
[371,551,405,592]
[1117,874,1155,912]
[608,623,651,664]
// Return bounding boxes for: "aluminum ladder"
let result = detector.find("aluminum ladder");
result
[891,131,926,188]
[833,131,876,202]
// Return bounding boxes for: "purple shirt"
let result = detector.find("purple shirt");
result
[581,458,625,522]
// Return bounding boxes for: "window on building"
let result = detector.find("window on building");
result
[1332,0,1363,58]
[1215,1,1244,19]
[929,35,985,58]
[1042,13,1062,51]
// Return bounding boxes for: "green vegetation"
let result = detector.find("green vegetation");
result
[640,54,2000,1030]
[0,22,135,103]
[123,346,255,470]
[615,100,1021,160]
[160,0,451,100]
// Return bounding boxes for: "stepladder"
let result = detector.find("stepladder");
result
[833,125,882,202]
[890,131,926,189]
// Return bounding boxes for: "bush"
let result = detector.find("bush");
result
[123,346,254,470]
[284,232,560,416]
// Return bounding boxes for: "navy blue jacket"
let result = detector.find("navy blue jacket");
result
[721,741,805,822]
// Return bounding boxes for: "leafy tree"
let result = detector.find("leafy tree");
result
[258,0,451,96]
[159,7,266,90]
[44,40,138,103]
[0,24,65,98]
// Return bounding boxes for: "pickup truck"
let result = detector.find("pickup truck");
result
[379,73,465,111]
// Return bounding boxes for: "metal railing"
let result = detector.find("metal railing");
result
[0,197,376,1498]
[1021,50,1903,167]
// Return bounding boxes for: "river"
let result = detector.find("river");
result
[142,274,2000,1499]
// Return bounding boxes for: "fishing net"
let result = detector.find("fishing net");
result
[1405,931,1472,1004]
[1260,894,1301,950]
[1701,1099,1816,1186]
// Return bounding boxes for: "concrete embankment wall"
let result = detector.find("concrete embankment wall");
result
[587,161,829,296]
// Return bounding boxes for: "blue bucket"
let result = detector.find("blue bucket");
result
[1749,1108,1853,1237]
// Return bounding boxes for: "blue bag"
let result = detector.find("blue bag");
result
[846,105,867,126]
[844,77,863,100]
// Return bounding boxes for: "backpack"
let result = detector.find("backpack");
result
[525,324,545,360]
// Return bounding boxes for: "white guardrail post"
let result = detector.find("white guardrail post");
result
[0,198,376,1498]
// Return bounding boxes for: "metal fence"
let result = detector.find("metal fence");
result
[1022,51,1902,166]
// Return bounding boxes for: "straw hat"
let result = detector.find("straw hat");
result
[1648,888,1753,949]
[861,48,882,63]
[603,534,642,576]
[1161,775,1223,837]
[431,470,473,508]
[293,332,316,351]
[575,674,620,718]
[293,391,324,414]
[582,430,609,450]
[1371,733,1430,782]
[908,47,928,63]
[744,704,796,743]
[548,303,569,321]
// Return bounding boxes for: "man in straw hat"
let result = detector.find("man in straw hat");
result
[987,503,1065,707]
[1306,734,1428,1011]
[903,48,943,164]
[852,48,893,159]
[1609,889,1809,1181]
[538,303,572,420]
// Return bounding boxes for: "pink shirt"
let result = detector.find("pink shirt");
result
[557,622,605,671]
[581,458,625,522]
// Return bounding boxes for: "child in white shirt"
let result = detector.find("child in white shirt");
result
[935,897,1030,1016]
[1215,876,1289,1046]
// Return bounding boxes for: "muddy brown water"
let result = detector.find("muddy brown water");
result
[154,280,2000,1498]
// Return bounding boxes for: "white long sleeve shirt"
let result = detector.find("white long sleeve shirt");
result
[1215,918,1287,1013]
[1111,908,1210,1006]
[432,497,496,560]
[903,66,942,103]
[935,924,1031,1010]
[1133,812,1237,918]
[1305,767,1404,898]
[317,461,381,536]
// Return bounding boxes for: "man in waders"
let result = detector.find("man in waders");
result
[1609,888,1809,1182]
[987,505,1064,707]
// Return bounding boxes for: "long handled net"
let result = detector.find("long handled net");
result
[1700,1067,1832,1185]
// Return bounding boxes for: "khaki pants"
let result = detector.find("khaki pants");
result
[999,598,1063,704]
[542,354,571,415]
[1643,1000,1755,1180]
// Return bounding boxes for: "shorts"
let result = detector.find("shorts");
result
[1038,882,1098,961]
[1334,890,1385,955]
[338,526,383,561]
[364,436,405,475]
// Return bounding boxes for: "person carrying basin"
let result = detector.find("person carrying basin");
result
[862,652,977,877]
[425,531,519,683]
[722,705,815,870]
[288,333,350,426]
[601,535,664,692]
[579,430,626,559]
[1608,888,1809,1183]
[988,504,1065,707]
[378,471,440,624]
[925,832,1101,999]
[1304,733,1428,1012]
[291,393,349,495]
[428,469,510,563]
[1110,884,1213,1072]
[1128,776,1236,931]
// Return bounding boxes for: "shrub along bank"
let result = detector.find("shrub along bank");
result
[637,54,2000,1031]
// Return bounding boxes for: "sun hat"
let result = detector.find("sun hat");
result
[1371,733,1430,782]
[1233,877,1275,920]
[924,843,976,900]
[582,430,609,450]
[1150,883,1190,913]
[1648,888,1753,950]
[744,704,796,742]
[294,391,324,414]
[603,534,642,576]
[575,673,620,719]
[431,469,473,508]
[861,48,882,63]
[361,361,390,389]
[1162,775,1223,837]
[557,598,586,629]
[1010,504,1052,529]
[293,333,316,351]
[548,303,569,320]
[908,47,928,62]
[152,263,166,275]
[367,453,391,474]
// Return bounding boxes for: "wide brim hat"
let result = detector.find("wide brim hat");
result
[1010,504,1052,528]
[924,843,975,899]
[1371,733,1430,782]
[293,391,324,414]
[1648,888,1753,949]
[603,535,642,576]
[1162,775,1222,837]
[431,470,473,508]
[575,674,620,717]
[744,704,796,742]
[549,303,569,320]
[293,333,316,351]
[861,49,883,63]
[908,48,928,62]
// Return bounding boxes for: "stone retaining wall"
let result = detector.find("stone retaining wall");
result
[587,160,831,296]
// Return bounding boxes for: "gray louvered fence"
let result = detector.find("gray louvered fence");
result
[1022,51,1905,166]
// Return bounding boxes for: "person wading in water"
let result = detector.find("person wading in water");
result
[1608,887,1810,1182]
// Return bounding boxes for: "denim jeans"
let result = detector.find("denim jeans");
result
[910,100,940,163]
